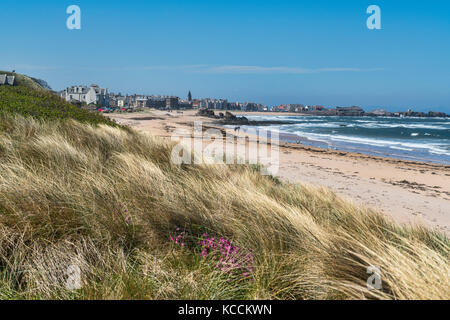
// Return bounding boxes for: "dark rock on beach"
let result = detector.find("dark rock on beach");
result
[223,111,250,125]
[196,109,295,126]
[196,109,217,118]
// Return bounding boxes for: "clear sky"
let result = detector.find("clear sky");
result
[1,0,449,112]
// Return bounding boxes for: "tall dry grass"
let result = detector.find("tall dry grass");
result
[0,115,448,299]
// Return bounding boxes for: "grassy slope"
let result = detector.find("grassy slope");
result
[0,74,448,300]
[0,115,448,300]
[0,72,117,127]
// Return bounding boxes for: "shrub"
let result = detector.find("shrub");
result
[0,86,119,127]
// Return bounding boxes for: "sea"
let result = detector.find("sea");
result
[238,115,450,165]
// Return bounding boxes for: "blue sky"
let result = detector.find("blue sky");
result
[1,0,449,112]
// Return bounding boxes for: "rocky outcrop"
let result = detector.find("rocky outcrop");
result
[196,109,217,118]
[196,109,295,126]
[223,111,250,125]
[196,109,249,124]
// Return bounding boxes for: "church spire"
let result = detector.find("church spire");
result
[187,91,192,102]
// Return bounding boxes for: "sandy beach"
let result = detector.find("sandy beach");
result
[106,110,450,234]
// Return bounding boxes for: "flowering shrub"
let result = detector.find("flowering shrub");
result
[170,227,186,247]
[199,234,254,278]
[170,228,254,278]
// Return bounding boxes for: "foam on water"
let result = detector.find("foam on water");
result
[241,114,450,164]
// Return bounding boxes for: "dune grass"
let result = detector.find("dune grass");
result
[0,114,448,300]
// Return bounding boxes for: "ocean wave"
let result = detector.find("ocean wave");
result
[291,131,450,157]
[345,123,448,130]
[252,120,449,131]
[390,146,414,152]
[242,115,450,160]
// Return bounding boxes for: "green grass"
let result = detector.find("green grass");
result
[0,84,119,127]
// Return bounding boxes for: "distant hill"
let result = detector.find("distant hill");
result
[0,71,119,127]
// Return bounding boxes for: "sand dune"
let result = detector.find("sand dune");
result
[106,110,450,234]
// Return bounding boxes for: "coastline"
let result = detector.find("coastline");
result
[255,129,450,165]
[106,110,450,234]
[225,112,450,165]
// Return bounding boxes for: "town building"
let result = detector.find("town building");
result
[147,96,166,109]
[166,97,179,109]
[117,97,127,108]
[271,105,291,112]
[109,94,118,107]
[178,101,193,109]
[134,98,149,108]
[85,84,109,107]
[60,85,89,103]
[336,106,365,116]
[191,99,201,109]
[60,84,109,107]
[369,108,391,116]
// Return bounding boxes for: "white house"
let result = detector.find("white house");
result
[60,84,109,107]
[85,84,109,107]
[117,97,126,108]
[60,85,89,103]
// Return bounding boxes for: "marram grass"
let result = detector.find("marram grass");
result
[0,115,448,300]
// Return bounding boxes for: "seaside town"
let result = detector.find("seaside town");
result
[0,75,447,117]
[57,83,449,118]
[1,0,449,303]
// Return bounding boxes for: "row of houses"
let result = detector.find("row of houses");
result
[56,85,374,116]
[0,74,15,86]
[59,88,186,110]
[191,98,267,111]
[108,94,182,109]
[272,104,325,113]
[106,92,268,111]
[270,104,367,116]
[335,106,365,116]
[60,85,269,112]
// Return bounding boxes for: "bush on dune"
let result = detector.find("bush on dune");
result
[0,114,448,300]
[0,86,118,127]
